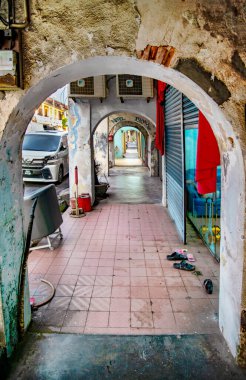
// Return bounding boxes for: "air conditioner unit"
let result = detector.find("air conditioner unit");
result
[69,76,106,98]
[116,75,153,98]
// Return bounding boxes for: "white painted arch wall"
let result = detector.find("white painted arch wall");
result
[0,56,245,358]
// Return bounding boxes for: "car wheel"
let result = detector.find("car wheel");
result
[57,166,64,184]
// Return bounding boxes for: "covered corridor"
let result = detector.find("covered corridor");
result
[28,171,219,335]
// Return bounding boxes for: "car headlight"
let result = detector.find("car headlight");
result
[45,154,59,163]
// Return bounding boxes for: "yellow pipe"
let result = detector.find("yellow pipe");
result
[9,0,30,29]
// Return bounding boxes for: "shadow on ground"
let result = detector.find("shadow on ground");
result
[4,333,246,379]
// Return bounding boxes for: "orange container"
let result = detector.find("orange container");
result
[78,193,92,212]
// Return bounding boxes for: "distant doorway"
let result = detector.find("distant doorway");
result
[114,127,146,167]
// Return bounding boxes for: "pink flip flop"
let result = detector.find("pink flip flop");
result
[187,253,195,262]
[176,249,188,254]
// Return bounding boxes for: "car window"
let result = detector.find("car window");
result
[23,135,61,152]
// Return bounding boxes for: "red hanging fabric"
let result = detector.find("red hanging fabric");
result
[195,111,220,194]
[155,81,166,155]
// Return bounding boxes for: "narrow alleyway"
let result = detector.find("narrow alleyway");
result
[115,143,143,166]
[28,171,219,335]
[105,167,162,204]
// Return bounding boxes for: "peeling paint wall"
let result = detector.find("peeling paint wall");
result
[93,118,109,178]
[68,99,93,198]
[0,0,245,362]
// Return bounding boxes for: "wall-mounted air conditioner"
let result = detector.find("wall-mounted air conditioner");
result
[69,76,106,98]
[116,75,153,98]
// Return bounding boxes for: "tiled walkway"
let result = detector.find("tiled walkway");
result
[28,203,219,335]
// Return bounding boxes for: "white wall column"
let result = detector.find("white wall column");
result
[68,99,93,200]
[93,118,109,179]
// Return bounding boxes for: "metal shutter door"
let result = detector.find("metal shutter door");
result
[165,86,186,242]
[183,95,199,129]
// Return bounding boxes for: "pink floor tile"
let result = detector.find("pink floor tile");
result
[131,286,149,299]
[59,274,78,286]
[92,286,112,298]
[151,299,172,313]
[94,276,113,286]
[145,260,161,268]
[167,286,188,299]
[165,277,184,287]
[131,299,151,312]
[83,258,99,267]
[131,311,153,328]
[63,266,81,275]
[48,296,71,310]
[86,311,109,327]
[47,265,65,275]
[146,267,163,277]
[85,251,101,258]
[80,267,98,276]
[114,259,129,268]
[170,299,191,313]
[97,267,114,276]
[28,203,219,336]
[130,259,145,268]
[73,285,93,297]
[77,275,95,286]
[109,312,130,328]
[149,287,169,299]
[100,252,115,259]
[130,276,148,286]
[55,285,75,297]
[110,298,130,312]
[114,267,130,276]
[111,286,130,298]
[69,297,90,311]
[113,277,130,286]
[98,259,114,267]
[163,268,181,277]
[89,298,110,311]
[147,277,165,287]
[130,267,147,277]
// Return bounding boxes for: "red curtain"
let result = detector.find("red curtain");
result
[195,111,220,194]
[155,81,166,155]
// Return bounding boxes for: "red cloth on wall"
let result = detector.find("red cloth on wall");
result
[155,81,166,155]
[195,111,220,194]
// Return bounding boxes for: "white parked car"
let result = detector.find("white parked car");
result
[22,131,69,183]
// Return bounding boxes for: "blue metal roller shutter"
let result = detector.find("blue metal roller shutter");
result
[165,85,186,242]
[183,95,199,129]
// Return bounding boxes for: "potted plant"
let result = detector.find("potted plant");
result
[94,161,109,198]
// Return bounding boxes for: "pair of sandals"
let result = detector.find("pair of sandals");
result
[167,251,195,271]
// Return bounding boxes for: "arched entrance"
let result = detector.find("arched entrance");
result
[0,57,244,361]
[91,110,157,180]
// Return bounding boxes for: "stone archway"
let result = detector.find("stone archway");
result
[0,57,244,361]
[109,121,149,169]
[91,111,158,178]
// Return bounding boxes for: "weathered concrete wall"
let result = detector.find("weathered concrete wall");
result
[93,118,108,178]
[0,0,245,362]
[68,99,93,199]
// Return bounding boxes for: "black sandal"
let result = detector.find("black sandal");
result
[173,260,195,271]
[203,279,213,294]
[167,252,188,261]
